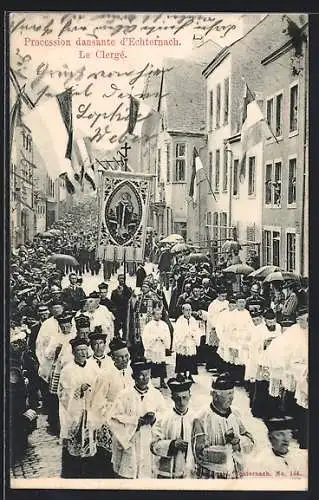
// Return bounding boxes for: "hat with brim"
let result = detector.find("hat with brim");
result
[167,374,193,393]
[131,357,152,372]
[69,337,89,349]
[212,372,234,390]
[263,309,276,320]
[296,306,308,317]
[280,319,295,328]
[98,282,108,290]
[250,309,262,318]
[108,337,128,355]
[75,314,90,328]
[58,313,73,325]
[264,416,295,432]
[88,291,100,299]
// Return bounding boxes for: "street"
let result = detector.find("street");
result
[10,263,270,480]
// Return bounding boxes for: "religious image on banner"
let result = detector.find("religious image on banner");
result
[97,172,152,262]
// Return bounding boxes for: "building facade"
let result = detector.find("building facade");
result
[260,20,308,275]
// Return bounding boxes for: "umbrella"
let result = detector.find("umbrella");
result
[221,240,241,253]
[264,271,300,283]
[223,263,255,275]
[249,265,281,279]
[160,234,185,244]
[39,231,55,238]
[47,229,62,236]
[170,243,190,254]
[184,252,210,264]
[47,254,79,267]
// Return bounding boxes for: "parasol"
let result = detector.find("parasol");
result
[184,252,210,264]
[264,271,300,283]
[223,263,255,275]
[47,229,62,236]
[170,243,190,254]
[221,240,241,253]
[39,231,55,238]
[249,265,281,279]
[47,254,79,267]
[160,234,185,244]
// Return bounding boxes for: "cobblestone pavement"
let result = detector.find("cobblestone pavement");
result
[10,264,270,479]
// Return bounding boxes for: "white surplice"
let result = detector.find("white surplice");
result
[245,445,307,479]
[108,384,167,478]
[58,359,100,457]
[151,407,195,478]
[173,316,201,356]
[142,319,171,364]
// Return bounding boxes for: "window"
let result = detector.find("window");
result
[166,144,171,183]
[288,158,297,205]
[263,230,272,265]
[289,84,298,133]
[223,78,229,125]
[266,98,274,129]
[275,93,283,137]
[209,90,213,130]
[216,84,221,128]
[222,150,228,192]
[213,212,219,239]
[215,149,220,192]
[206,211,212,226]
[233,159,239,196]
[220,212,227,241]
[174,143,186,182]
[208,152,213,189]
[272,231,280,267]
[265,163,272,205]
[273,161,282,206]
[157,148,161,182]
[248,156,256,196]
[287,232,296,272]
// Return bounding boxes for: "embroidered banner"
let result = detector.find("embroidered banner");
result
[97,171,152,263]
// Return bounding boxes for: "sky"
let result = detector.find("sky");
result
[10,12,249,152]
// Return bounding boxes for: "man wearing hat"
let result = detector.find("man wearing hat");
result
[46,312,75,435]
[62,273,86,312]
[206,287,229,372]
[36,302,65,415]
[97,282,117,317]
[246,416,307,478]
[151,374,195,478]
[74,314,92,344]
[141,304,171,388]
[245,283,265,315]
[58,337,100,478]
[76,292,115,351]
[281,280,299,322]
[108,357,167,478]
[192,372,254,478]
[214,295,238,372]
[174,303,201,382]
[111,274,132,339]
[88,326,109,369]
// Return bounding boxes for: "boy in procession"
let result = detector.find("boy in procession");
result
[151,374,195,478]
[108,357,167,478]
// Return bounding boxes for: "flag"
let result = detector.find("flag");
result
[72,136,96,190]
[189,147,204,204]
[239,82,273,181]
[126,95,158,138]
[56,88,73,160]
[23,94,75,193]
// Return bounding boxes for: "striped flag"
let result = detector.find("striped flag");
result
[72,136,96,190]
[56,88,73,160]
[189,147,204,204]
[127,95,158,138]
[240,82,273,181]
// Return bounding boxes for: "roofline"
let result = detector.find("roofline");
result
[261,22,308,66]
[167,131,206,138]
[202,14,270,78]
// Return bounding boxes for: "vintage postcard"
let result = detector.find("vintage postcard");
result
[8,11,308,490]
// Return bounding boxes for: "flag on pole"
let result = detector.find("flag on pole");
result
[127,95,159,138]
[239,81,273,181]
[189,147,204,204]
[72,136,96,190]
[56,88,73,160]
